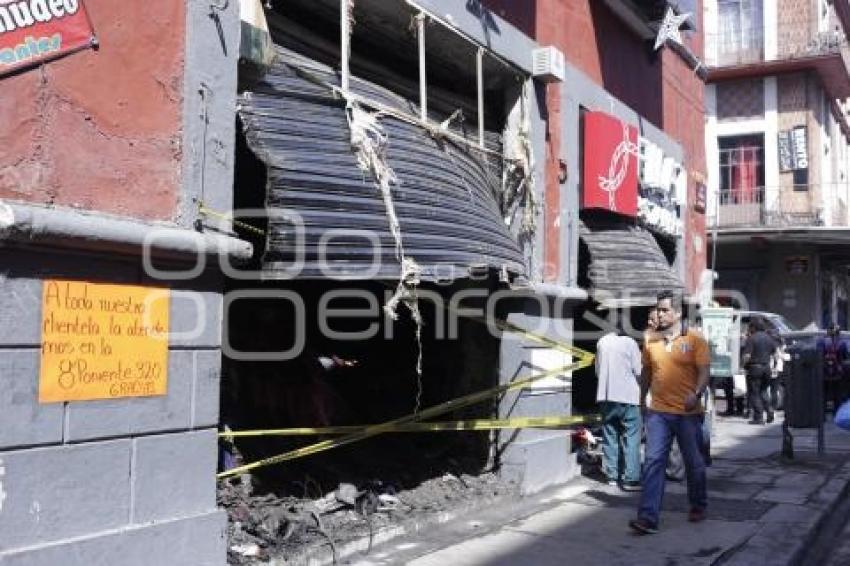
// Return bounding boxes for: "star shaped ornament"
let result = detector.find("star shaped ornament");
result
[654,7,690,50]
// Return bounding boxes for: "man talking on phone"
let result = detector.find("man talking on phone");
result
[629,290,710,535]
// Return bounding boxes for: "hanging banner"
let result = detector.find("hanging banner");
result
[583,111,639,217]
[39,280,170,403]
[778,130,794,172]
[791,125,808,171]
[0,0,97,77]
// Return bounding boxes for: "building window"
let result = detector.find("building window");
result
[717,0,763,65]
[718,134,765,204]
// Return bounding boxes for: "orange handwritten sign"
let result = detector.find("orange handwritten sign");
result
[39,280,170,403]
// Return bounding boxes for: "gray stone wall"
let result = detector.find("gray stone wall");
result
[0,250,226,565]
[0,0,240,562]
[497,309,576,493]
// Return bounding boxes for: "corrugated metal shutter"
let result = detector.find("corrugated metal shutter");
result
[580,219,684,306]
[238,48,526,281]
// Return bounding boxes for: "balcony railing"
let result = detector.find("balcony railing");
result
[706,22,848,68]
[709,185,850,229]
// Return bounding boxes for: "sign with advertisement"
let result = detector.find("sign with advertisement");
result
[0,0,97,78]
[636,136,685,236]
[701,307,739,378]
[777,127,808,172]
[792,125,808,170]
[583,111,639,217]
[39,280,170,403]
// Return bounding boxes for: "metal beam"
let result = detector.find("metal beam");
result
[340,0,351,92]
[477,47,484,148]
[417,12,427,121]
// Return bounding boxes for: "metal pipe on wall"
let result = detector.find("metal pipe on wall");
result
[417,13,427,122]
[477,47,484,149]
[340,0,350,92]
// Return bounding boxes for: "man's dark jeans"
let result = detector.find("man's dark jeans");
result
[638,410,707,528]
[746,365,773,422]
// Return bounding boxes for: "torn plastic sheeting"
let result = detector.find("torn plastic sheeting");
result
[344,97,424,409]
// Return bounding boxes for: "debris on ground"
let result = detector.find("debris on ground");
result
[219,471,518,565]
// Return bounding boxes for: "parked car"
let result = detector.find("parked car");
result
[738,310,796,341]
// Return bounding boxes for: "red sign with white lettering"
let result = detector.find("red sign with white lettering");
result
[582,111,639,217]
[0,0,96,77]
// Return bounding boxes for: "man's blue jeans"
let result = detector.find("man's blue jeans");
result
[600,401,642,483]
[638,410,707,527]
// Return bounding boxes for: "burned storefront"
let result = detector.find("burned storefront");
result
[220,1,584,557]
[570,102,687,412]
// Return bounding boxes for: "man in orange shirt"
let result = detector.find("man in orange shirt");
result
[629,291,710,535]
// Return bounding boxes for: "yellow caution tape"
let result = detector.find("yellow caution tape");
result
[220,414,601,438]
[218,353,592,479]
[484,316,596,366]
[196,201,267,237]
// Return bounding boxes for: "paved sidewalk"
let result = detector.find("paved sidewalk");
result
[349,416,850,566]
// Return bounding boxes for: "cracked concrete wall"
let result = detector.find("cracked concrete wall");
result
[0,1,186,221]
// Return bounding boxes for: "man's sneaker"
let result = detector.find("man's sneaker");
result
[621,481,642,492]
[629,518,658,534]
[688,508,706,523]
[607,479,619,487]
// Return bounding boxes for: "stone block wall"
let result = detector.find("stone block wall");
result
[0,249,226,565]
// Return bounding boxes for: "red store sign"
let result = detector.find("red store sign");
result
[0,0,96,77]
[582,111,638,217]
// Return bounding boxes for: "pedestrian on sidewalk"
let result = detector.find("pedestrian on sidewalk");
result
[595,313,643,491]
[818,323,849,414]
[629,290,710,535]
[742,318,778,424]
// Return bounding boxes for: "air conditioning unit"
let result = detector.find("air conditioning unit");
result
[532,46,565,83]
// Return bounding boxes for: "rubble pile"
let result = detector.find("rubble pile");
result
[219,471,518,564]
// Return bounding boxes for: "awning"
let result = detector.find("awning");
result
[237,47,527,281]
[579,220,684,307]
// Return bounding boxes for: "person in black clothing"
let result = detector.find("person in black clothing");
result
[818,323,849,413]
[742,318,779,424]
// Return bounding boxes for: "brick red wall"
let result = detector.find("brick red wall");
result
[660,21,707,294]
[0,1,186,221]
[486,0,707,293]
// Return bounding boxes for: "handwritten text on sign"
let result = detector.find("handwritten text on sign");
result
[39,280,170,403]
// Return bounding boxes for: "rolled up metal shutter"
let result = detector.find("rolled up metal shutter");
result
[238,48,526,281]
[580,219,684,306]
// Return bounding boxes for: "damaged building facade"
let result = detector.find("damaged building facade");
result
[0,0,707,564]
[487,0,709,411]
[226,0,585,506]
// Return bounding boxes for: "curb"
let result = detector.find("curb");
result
[788,460,850,566]
[718,458,850,566]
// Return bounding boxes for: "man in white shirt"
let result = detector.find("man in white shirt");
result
[596,321,643,491]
